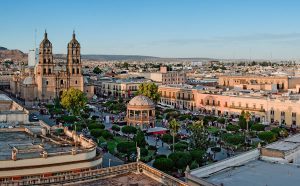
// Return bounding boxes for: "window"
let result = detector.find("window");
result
[292,112,296,118]
[75,80,77,84]
[46,81,48,85]
[43,68,46,74]
[72,68,75,74]
[48,68,51,74]
[270,110,275,115]
[60,80,63,85]
[77,68,80,74]
[281,112,285,117]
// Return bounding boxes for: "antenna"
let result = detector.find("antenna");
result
[34,29,37,50]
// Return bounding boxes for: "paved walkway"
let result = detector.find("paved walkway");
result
[145,135,171,156]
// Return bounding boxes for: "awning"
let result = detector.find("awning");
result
[147,127,169,135]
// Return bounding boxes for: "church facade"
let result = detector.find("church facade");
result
[10,32,94,104]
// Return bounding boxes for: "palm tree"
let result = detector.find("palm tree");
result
[244,111,251,132]
[169,119,180,152]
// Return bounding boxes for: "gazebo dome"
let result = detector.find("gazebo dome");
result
[128,95,154,107]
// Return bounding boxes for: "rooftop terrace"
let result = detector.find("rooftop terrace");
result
[205,160,300,186]
[0,130,82,160]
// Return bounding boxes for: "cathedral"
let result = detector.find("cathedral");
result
[10,31,94,105]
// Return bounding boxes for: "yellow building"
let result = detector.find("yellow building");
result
[219,75,300,91]
[159,85,300,126]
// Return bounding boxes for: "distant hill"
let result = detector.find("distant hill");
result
[0,47,27,62]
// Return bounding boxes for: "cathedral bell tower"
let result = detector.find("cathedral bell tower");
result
[37,31,54,76]
[66,31,84,91]
[67,31,81,76]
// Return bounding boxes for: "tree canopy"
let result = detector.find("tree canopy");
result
[136,82,160,103]
[189,120,209,150]
[93,66,102,74]
[60,88,87,116]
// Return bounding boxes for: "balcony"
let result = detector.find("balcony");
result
[229,105,265,112]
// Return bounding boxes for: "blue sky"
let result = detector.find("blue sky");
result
[1,0,300,59]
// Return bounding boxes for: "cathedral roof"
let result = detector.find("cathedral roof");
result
[39,31,52,48]
[68,31,80,48]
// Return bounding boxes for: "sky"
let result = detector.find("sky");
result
[1,0,300,59]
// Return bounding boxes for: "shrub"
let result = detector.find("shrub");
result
[90,129,105,138]
[117,141,136,154]
[134,130,147,147]
[88,123,105,130]
[101,130,113,140]
[121,126,137,135]
[171,141,188,151]
[190,150,206,165]
[177,155,192,170]
[271,127,288,138]
[155,154,167,159]
[222,133,245,145]
[111,125,120,132]
[140,148,148,156]
[258,131,277,143]
[162,134,178,144]
[217,117,226,124]
[251,124,265,131]
[153,158,174,171]
[190,160,199,170]
[226,124,240,132]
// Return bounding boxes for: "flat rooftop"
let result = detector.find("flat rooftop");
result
[205,160,300,186]
[0,94,11,101]
[265,134,300,152]
[0,131,82,160]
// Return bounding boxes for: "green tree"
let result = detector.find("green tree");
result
[134,129,147,147]
[93,66,102,74]
[189,120,209,150]
[121,126,137,138]
[258,131,277,143]
[60,88,87,116]
[60,88,88,128]
[112,125,120,132]
[153,158,174,172]
[190,149,206,165]
[136,82,160,103]
[169,119,180,152]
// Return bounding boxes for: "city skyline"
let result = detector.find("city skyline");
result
[1,0,300,59]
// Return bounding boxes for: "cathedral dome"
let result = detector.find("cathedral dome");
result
[23,76,34,85]
[39,31,52,48]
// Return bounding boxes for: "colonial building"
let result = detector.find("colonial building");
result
[218,75,300,91]
[10,32,94,104]
[159,84,300,126]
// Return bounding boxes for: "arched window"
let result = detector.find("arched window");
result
[48,59,51,63]
[43,68,46,74]
[75,80,77,84]
[48,68,51,74]
[60,80,63,85]
[77,68,80,74]
[72,68,75,74]
[77,59,79,63]
[43,59,46,63]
